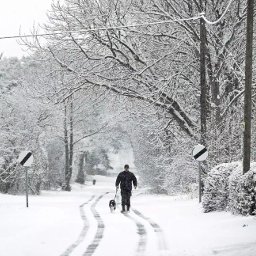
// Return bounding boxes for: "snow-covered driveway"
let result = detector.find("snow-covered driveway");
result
[1,175,256,256]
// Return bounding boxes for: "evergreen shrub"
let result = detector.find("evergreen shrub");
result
[228,165,256,215]
[203,161,256,215]
[202,162,238,212]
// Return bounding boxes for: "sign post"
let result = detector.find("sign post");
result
[198,162,202,203]
[25,167,29,207]
[192,144,208,203]
[18,151,33,208]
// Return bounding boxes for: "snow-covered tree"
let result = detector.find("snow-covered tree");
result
[18,0,255,195]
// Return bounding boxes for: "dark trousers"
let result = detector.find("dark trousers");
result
[121,190,131,210]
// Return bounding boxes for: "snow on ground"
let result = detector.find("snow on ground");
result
[0,175,256,256]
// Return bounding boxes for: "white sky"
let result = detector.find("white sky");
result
[0,0,53,58]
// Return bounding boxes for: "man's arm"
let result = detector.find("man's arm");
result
[132,174,137,189]
[115,173,121,188]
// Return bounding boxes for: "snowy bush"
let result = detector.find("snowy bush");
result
[203,161,256,215]
[202,162,240,213]
[228,163,256,215]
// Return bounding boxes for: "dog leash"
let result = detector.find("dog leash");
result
[114,187,118,199]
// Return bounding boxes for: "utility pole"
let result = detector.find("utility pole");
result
[200,17,207,147]
[243,0,254,174]
[199,16,207,203]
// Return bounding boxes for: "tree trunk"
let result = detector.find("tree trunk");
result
[63,102,71,191]
[243,0,254,174]
[68,98,74,188]
[75,152,85,184]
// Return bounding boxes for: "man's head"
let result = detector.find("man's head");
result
[124,164,129,171]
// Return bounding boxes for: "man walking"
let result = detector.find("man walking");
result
[115,164,137,213]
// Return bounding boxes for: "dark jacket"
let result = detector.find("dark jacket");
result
[115,170,137,192]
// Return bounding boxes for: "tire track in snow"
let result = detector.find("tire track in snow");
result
[60,195,95,256]
[133,209,170,256]
[124,212,147,256]
[83,192,109,256]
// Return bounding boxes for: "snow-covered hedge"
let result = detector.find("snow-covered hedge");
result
[228,163,256,215]
[202,162,239,212]
[203,162,256,215]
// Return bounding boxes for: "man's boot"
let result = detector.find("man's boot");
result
[127,205,130,212]
[121,205,125,213]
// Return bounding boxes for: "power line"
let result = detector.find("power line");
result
[0,15,201,40]
[202,0,234,25]
[0,2,234,41]
[0,32,62,40]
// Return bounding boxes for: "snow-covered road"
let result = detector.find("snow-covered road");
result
[1,175,256,256]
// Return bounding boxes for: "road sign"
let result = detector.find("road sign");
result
[18,151,33,167]
[192,144,208,203]
[192,144,208,161]
[18,151,33,208]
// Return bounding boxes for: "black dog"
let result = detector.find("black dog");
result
[109,199,116,212]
